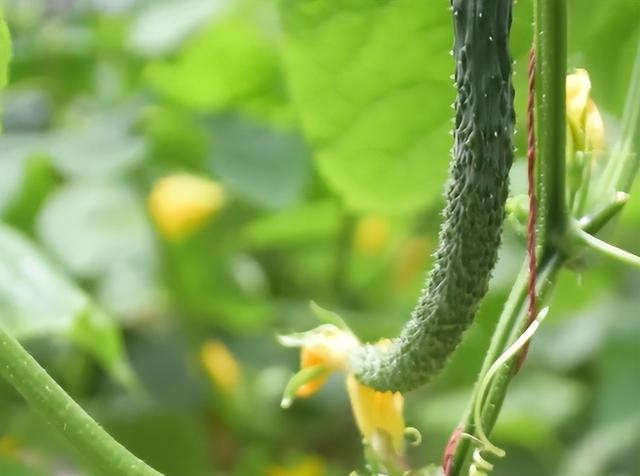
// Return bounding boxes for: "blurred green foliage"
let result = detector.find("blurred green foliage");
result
[0,0,638,475]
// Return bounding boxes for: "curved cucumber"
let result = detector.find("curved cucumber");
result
[351,0,515,392]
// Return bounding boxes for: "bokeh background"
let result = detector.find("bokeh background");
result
[0,0,639,475]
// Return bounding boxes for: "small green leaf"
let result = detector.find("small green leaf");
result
[2,155,58,231]
[280,365,328,409]
[280,0,453,212]
[309,301,349,331]
[0,223,134,386]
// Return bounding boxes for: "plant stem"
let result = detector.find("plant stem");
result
[448,182,637,476]
[0,328,164,476]
[448,5,640,476]
[448,254,562,475]
[599,38,640,196]
[535,0,568,254]
[579,192,629,234]
[573,226,640,268]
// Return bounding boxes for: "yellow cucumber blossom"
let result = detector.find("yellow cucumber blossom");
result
[566,68,605,153]
[266,456,325,476]
[565,69,606,211]
[346,374,406,458]
[200,340,242,395]
[278,320,358,404]
[279,304,412,471]
[352,214,391,254]
[148,173,226,241]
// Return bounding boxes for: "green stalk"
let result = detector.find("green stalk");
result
[573,225,640,269]
[448,183,633,475]
[448,254,561,475]
[449,6,640,476]
[598,39,640,196]
[535,0,568,253]
[0,328,164,476]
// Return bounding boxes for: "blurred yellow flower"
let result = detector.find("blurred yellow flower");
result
[280,308,410,471]
[148,173,226,241]
[280,323,358,399]
[353,214,391,254]
[200,340,242,394]
[266,455,326,476]
[346,374,405,457]
[566,69,605,153]
[0,435,19,457]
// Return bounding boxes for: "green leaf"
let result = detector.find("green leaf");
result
[36,182,155,278]
[280,0,453,212]
[145,18,279,112]
[280,364,328,409]
[46,116,146,179]
[309,301,349,330]
[0,223,134,386]
[0,135,39,214]
[2,155,58,231]
[0,16,10,127]
[211,117,311,209]
[0,115,145,183]
[128,0,226,57]
[36,181,160,319]
[0,16,10,90]
[241,200,341,249]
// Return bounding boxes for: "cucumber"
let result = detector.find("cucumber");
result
[351,0,515,392]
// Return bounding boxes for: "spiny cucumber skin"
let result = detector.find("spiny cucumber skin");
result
[351,0,515,393]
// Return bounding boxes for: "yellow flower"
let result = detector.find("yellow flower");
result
[0,435,19,457]
[279,323,358,399]
[266,456,326,476]
[200,340,242,395]
[566,69,605,153]
[148,173,225,241]
[352,214,391,254]
[346,374,405,457]
[280,305,410,470]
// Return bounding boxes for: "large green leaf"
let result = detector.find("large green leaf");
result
[145,17,279,112]
[36,182,155,278]
[36,181,161,319]
[0,223,134,386]
[279,0,453,212]
[210,117,311,209]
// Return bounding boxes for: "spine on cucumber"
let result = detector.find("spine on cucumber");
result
[350,0,515,392]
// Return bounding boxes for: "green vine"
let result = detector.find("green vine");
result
[0,329,164,476]
[448,1,640,474]
[0,16,164,476]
